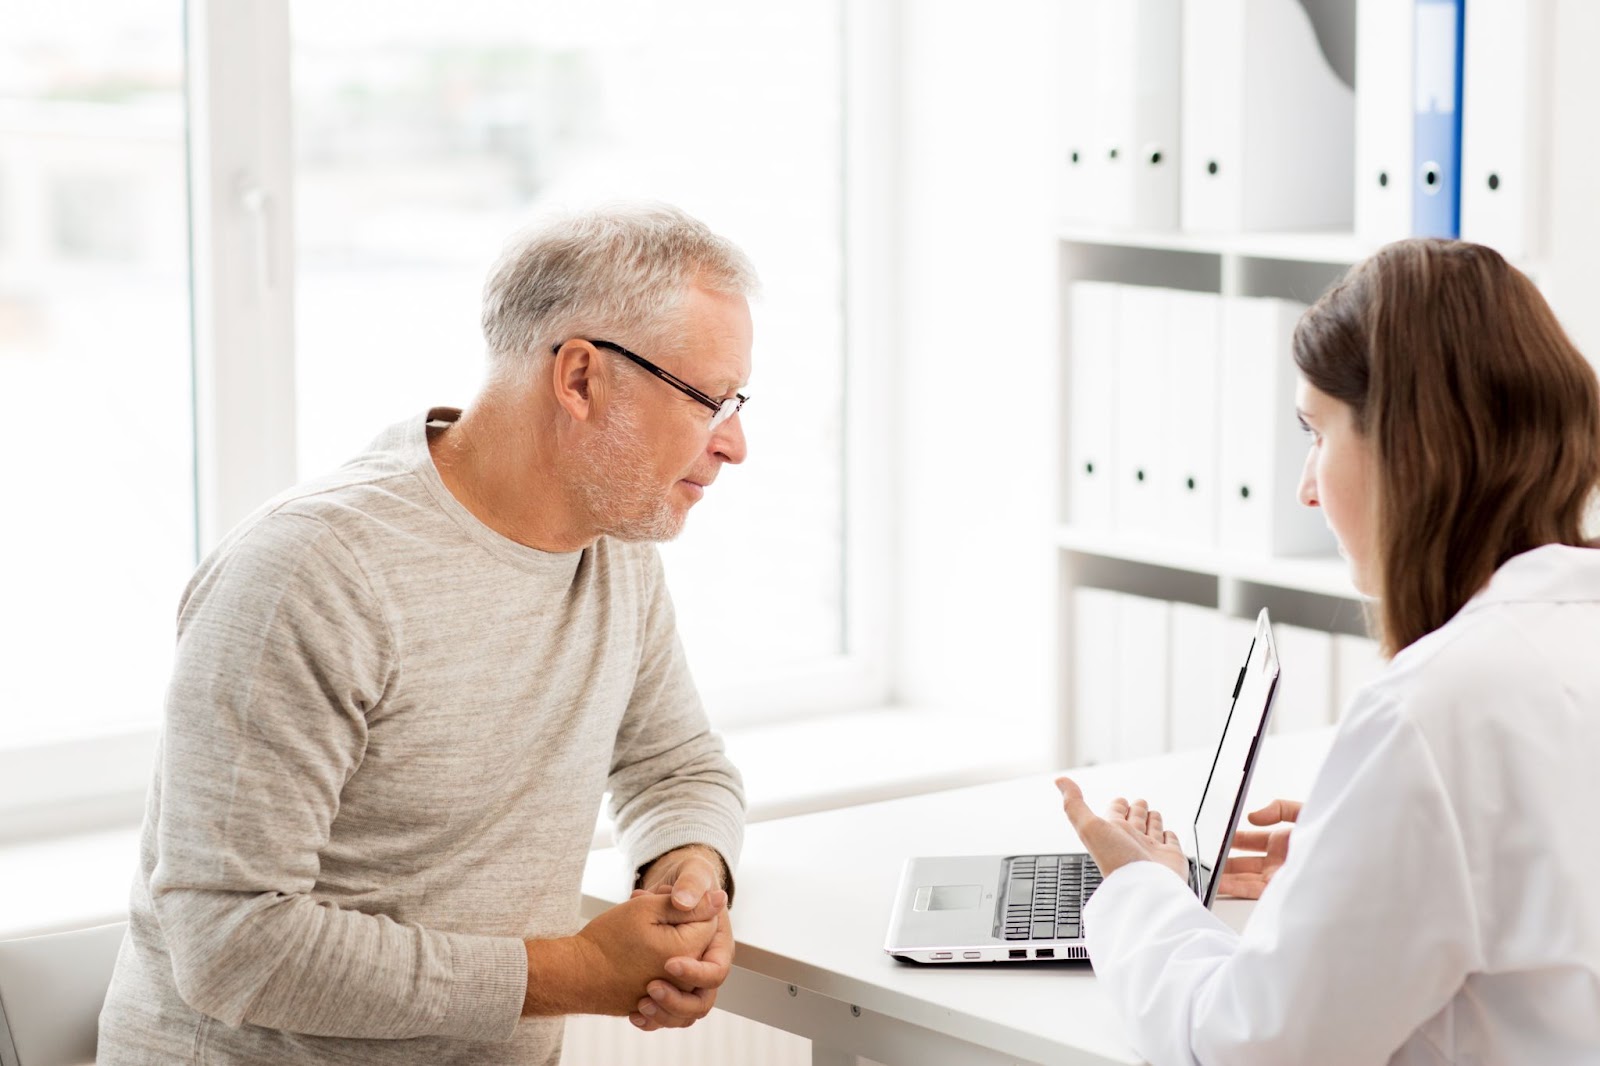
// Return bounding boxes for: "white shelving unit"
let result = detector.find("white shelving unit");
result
[1050,0,1383,766]
[1048,0,1600,768]
[1058,224,1379,267]
[1053,226,1375,767]
[1055,525,1357,601]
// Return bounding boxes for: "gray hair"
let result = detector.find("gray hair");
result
[480,202,759,377]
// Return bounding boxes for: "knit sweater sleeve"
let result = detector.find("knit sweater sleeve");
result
[606,546,746,883]
[149,513,528,1040]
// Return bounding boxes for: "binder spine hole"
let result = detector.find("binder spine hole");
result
[1239,485,1251,500]
[1377,170,1389,188]
[1069,150,1081,164]
[1108,147,1120,161]
[1206,160,1219,176]
[1422,163,1442,191]
[1084,461,1095,475]
[1186,477,1196,491]
[1135,469,1145,483]
[1148,149,1163,165]
[1487,173,1501,191]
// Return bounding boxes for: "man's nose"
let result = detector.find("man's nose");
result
[712,412,747,465]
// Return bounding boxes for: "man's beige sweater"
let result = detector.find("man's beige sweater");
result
[97,409,745,1064]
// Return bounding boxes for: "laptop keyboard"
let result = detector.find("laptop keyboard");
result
[1002,854,1102,941]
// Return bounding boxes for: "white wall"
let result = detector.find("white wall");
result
[1544,0,1600,362]
[892,1,1061,731]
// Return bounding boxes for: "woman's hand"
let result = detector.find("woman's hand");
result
[1218,798,1302,899]
[1056,777,1191,882]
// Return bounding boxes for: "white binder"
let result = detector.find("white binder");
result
[1217,296,1336,557]
[1163,289,1221,549]
[1181,0,1355,233]
[1088,0,1182,230]
[1058,0,1100,225]
[1066,281,1119,530]
[1460,0,1552,261]
[1168,602,1226,752]
[1112,285,1169,541]
[1072,587,1121,766]
[1355,0,1414,244]
[1268,622,1333,733]
[1114,593,1170,759]
[1224,614,1259,674]
[1333,632,1386,716]
[1222,612,1260,733]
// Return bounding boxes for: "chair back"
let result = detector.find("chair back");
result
[0,923,126,1066]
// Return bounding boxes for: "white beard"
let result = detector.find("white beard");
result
[569,399,687,543]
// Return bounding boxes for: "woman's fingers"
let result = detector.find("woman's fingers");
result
[1127,799,1149,834]
[1247,799,1304,826]
[1215,871,1270,900]
[1099,795,1173,843]
[1055,777,1099,837]
[1230,829,1272,852]
[1223,854,1266,875]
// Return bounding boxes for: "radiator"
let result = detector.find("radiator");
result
[561,1008,810,1065]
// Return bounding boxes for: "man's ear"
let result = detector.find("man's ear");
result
[551,339,610,423]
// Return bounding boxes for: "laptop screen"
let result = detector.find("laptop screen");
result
[1191,610,1279,906]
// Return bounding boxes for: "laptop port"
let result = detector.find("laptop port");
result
[1009,949,1027,959]
[1035,948,1055,959]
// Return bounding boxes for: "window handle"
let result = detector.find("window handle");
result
[238,183,276,291]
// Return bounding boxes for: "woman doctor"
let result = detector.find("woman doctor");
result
[1056,238,1600,1065]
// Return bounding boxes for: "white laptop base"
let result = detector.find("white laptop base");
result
[885,608,1280,964]
[885,852,1110,963]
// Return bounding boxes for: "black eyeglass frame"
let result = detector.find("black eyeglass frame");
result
[551,338,748,427]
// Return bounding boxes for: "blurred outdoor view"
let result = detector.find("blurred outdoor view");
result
[2,1,847,747]
[291,1,847,715]
[0,1,192,746]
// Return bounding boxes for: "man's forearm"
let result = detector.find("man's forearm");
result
[523,936,592,1017]
[607,725,746,883]
[155,887,527,1041]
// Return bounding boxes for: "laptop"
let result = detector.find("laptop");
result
[884,607,1280,963]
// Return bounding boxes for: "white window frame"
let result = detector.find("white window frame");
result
[188,0,299,551]
[700,0,901,726]
[0,0,903,839]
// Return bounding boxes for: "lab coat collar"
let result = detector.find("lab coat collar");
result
[1455,543,1600,614]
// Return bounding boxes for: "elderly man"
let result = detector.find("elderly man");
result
[98,203,754,1064]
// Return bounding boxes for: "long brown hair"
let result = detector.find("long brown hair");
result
[1292,239,1600,656]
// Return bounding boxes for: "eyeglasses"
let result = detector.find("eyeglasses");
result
[552,338,748,431]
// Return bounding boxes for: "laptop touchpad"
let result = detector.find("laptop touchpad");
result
[913,884,982,911]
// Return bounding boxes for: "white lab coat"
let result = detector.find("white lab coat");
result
[1084,544,1600,1065]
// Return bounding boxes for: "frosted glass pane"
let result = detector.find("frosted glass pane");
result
[291,1,846,684]
[0,1,193,745]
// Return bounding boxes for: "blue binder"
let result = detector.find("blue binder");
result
[1413,0,1465,238]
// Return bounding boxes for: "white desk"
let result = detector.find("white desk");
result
[582,728,1334,1066]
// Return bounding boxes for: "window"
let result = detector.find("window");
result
[2,1,890,828]
[0,1,192,748]
[289,2,856,722]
